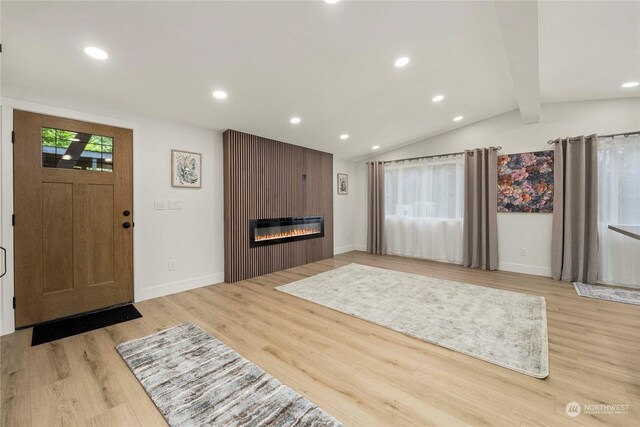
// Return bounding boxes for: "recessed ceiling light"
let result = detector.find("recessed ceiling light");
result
[340,134,349,140]
[453,116,464,122]
[394,57,410,68]
[324,0,340,3]
[290,117,301,124]
[61,154,73,160]
[372,145,380,150]
[84,46,108,60]
[432,95,445,102]
[212,90,227,99]
[621,81,639,88]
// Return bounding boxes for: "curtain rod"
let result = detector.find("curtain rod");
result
[382,146,502,164]
[546,131,640,145]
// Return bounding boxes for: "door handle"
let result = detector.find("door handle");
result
[123,210,131,217]
[0,247,6,278]
[123,222,131,229]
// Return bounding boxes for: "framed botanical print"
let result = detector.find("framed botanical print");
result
[337,173,348,195]
[172,150,202,188]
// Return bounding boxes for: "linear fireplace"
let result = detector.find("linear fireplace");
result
[249,216,324,248]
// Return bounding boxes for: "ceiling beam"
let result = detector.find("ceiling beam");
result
[494,1,541,123]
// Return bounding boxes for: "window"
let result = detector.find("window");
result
[385,157,463,219]
[598,135,640,286]
[599,141,640,224]
[42,127,113,172]
[384,156,464,263]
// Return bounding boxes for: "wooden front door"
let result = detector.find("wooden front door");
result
[13,110,134,328]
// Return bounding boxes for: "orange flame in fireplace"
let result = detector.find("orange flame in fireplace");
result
[255,227,321,242]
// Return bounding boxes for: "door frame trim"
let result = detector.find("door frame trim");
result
[1,97,141,335]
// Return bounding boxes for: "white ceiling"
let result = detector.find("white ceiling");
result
[2,1,639,159]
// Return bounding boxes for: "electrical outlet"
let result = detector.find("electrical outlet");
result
[154,199,167,210]
[520,248,527,256]
[168,260,176,271]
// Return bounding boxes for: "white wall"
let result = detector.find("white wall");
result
[132,117,224,301]
[354,97,640,276]
[333,157,356,254]
[0,5,4,334]
[0,98,224,335]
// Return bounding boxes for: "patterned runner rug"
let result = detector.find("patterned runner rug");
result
[277,263,549,378]
[117,323,342,427]
[574,282,640,305]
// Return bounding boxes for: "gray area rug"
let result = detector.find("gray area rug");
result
[117,323,342,427]
[574,282,640,305]
[277,263,549,378]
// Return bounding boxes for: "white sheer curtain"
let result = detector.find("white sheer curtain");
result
[598,134,640,288]
[385,155,464,263]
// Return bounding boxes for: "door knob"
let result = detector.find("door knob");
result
[123,222,131,229]
[123,210,131,216]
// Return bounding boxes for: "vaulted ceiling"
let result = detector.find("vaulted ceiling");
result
[2,1,639,159]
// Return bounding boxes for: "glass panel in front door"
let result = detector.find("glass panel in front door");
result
[42,127,113,172]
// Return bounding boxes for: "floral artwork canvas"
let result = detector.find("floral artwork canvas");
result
[497,150,554,213]
[172,150,202,188]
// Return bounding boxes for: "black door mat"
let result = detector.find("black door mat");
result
[31,304,142,346]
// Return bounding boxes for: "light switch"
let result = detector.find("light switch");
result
[168,199,183,210]
[154,199,167,210]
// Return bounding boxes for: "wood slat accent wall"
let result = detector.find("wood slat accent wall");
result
[223,130,334,283]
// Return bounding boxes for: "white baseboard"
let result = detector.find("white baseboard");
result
[135,272,224,302]
[341,246,551,278]
[334,245,355,255]
[499,262,551,277]
[0,273,225,336]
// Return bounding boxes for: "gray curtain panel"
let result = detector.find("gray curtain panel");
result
[463,148,499,270]
[551,135,598,284]
[367,161,385,255]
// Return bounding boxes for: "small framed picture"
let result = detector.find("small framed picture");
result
[337,173,348,195]
[172,150,202,188]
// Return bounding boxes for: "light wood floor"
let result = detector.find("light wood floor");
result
[2,252,639,426]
